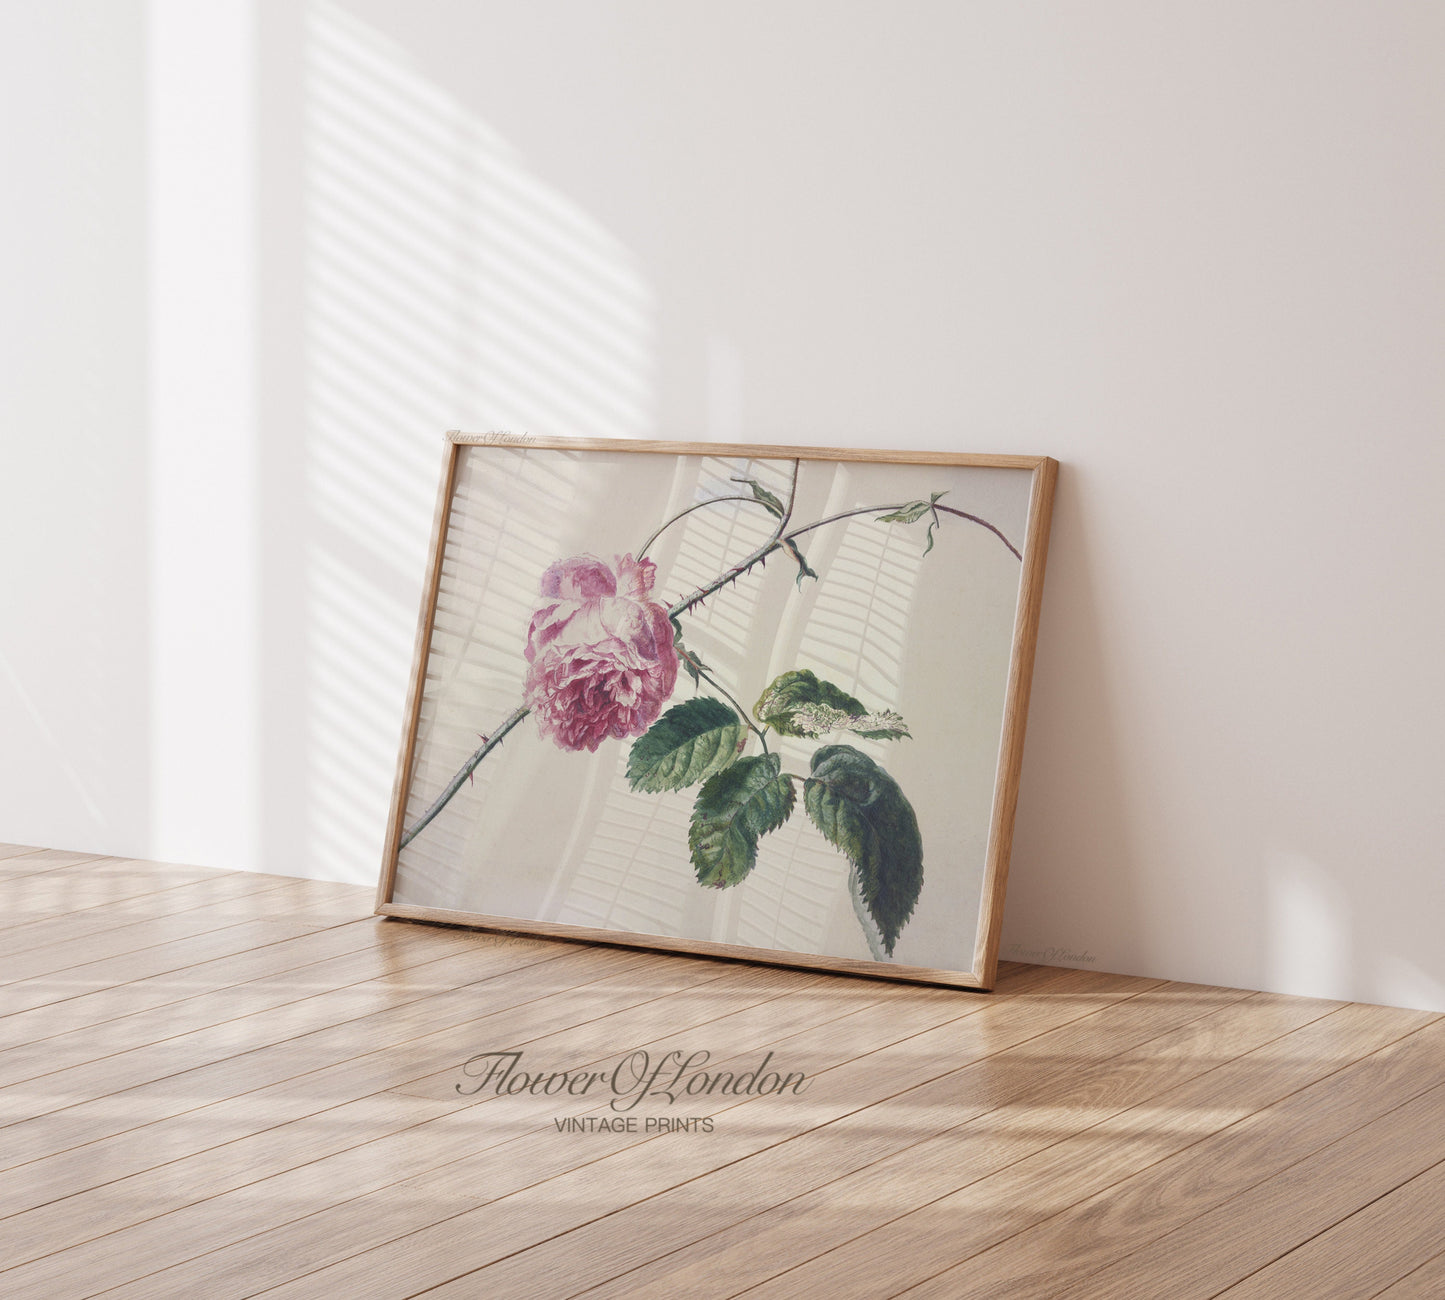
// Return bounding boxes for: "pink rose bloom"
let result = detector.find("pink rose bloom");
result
[523,553,679,752]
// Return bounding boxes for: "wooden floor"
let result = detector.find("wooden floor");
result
[1,849,1443,1299]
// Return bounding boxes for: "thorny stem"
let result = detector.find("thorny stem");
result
[678,647,768,754]
[668,486,1020,623]
[636,496,764,561]
[785,502,1022,561]
[399,461,1019,848]
[667,460,801,620]
[399,704,529,848]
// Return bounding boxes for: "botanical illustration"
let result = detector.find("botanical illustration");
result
[402,459,1021,963]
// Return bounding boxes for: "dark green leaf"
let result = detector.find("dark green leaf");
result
[754,670,865,737]
[626,697,746,793]
[803,745,923,956]
[731,476,785,518]
[688,753,795,887]
[753,669,910,741]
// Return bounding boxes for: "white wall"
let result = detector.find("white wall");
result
[3,1,1442,1010]
[1,1,149,856]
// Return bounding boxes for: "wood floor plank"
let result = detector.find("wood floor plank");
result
[79,973,1004,1300]
[0,876,369,986]
[77,966,874,1300]
[0,944,687,1205]
[1013,1076,1445,1300]
[0,859,222,902]
[0,916,429,1050]
[17,964,830,1297]
[1212,1158,1445,1299]
[0,856,241,930]
[0,920,502,1126]
[0,868,308,952]
[737,1002,1438,1300]
[872,1013,1445,1300]
[208,970,1158,1299]
[0,917,481,1090]
[0,848,114,881]
[0,933,603,1184]
[0,955,783,1294]
[567,987,1337,1300]
[0,918,353,1017]
[0,942,647,1267]
[440,980,1267,1300]
[76,968,962,1300]
[1373,1250,1445,1298]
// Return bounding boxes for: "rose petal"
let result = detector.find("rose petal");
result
[523,553,679,752]
[539,554,617,601]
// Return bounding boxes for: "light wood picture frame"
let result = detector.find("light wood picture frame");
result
[377,434,1056,990]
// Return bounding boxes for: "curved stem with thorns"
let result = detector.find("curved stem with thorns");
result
[666,460,800,618]
[399,704,530,848]
[784,502,1022,560]
[637,495,765,561]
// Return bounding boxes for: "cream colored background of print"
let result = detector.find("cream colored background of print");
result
[394,446,1031,972]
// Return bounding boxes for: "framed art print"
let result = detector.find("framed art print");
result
[377,434,1056,989]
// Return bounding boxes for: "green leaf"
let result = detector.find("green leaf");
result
[626,697,746,793]
[677,641,709,688]
[875,500,931,525]
[731,476,785,518]
[781,538,818,589]
[878,491,948,555]
[669,616,710,688]
[688,753,796,888]
[753,669,910,741]
[754,670,865,736]
[803,745,923,956]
